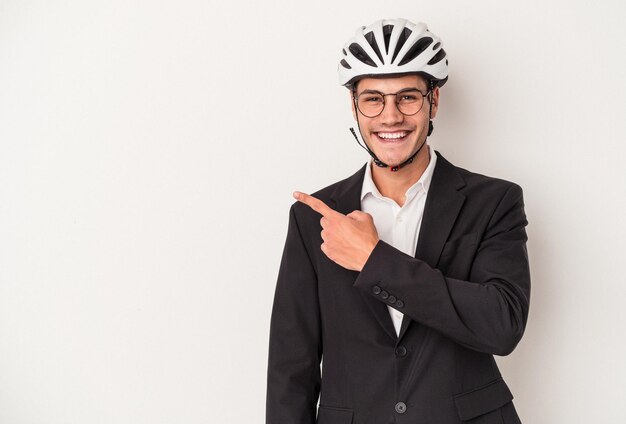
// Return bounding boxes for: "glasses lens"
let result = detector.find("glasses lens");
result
[396,90,425,116]
[356,90,426,117]
[357,93,384,117]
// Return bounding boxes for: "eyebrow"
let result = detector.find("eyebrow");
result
[359,87,425,95]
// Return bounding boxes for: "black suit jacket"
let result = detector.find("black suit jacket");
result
[266,151,530,424]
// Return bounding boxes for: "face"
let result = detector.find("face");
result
[351,74,439,168]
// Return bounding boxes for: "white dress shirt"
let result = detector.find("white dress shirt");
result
[360,144,437,336]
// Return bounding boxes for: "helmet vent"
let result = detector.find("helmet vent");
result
[427,48,446,65]
[398,37,433,66]
[382,24,393,54]
[364,31,384,63]
[340,59,352,69]
[349,43,377,67]
[391,27,413,63]
[432,42,441,50]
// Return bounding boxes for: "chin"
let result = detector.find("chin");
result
[377,146,418,166]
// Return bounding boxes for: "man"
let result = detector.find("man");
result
[266,18,530,424]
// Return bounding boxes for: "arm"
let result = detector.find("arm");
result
[266,204,322,424]
[354,184,531,356]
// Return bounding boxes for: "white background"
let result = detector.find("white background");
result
[1,0,625,422]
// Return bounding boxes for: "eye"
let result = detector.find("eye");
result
[398,91,421,104]
[363,95,383,103]
[399,93,418,101]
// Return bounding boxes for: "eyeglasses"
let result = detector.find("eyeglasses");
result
[353,88,430,118]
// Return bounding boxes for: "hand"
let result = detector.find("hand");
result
[293,191,379,272]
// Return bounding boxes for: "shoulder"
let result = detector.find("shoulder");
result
[461,166,523,199]
[438,152,524,201]
[436,152,528,234]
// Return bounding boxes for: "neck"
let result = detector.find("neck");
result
[370,144,431,207]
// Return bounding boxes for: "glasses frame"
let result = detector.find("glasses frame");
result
[353,87,431,118]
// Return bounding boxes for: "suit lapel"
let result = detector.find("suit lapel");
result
[398,151,466,340]
[330,151,466,342]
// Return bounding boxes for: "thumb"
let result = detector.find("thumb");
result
[347,210,373,222]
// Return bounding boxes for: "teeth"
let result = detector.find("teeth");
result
[378,132,407,139]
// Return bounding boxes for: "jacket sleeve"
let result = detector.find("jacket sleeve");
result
[266,203,322,424]
[354,183,531,356]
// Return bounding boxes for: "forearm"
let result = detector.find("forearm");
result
[354,186,531,356]
[355,240,529,355]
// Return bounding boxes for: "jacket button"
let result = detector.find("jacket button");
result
[395,402,407,414]
[380,291,389,300]
[372,285,381,295]
[388,295,396,304]
[395,346,407,357]
[395,299,404,308]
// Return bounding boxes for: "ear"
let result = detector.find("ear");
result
[429,86,440,119]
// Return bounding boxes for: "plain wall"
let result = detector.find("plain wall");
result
[1,0,625,422]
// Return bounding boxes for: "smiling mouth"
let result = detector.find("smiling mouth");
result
[374,131,410,143]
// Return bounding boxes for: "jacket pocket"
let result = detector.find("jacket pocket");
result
[453,377,514,422]
[316,405,353,424]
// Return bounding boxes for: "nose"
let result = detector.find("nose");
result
[379,96,404,125]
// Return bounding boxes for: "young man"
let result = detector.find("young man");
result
[266,18,530,424]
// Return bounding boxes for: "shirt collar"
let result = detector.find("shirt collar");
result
[360,144,438,202]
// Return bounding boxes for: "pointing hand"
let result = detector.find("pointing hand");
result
[293,191,379,272]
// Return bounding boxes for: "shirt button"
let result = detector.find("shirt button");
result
[396,215,403,222]
[395,346,407,357]
[372,285,381,295]
[380,290,389,300]
[395,402,407,414]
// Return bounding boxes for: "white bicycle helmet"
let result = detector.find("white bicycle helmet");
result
[338,18,448,88]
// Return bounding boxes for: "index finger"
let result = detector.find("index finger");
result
[293,191,344,218]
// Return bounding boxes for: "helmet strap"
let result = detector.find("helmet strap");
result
[427,80,435,136]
